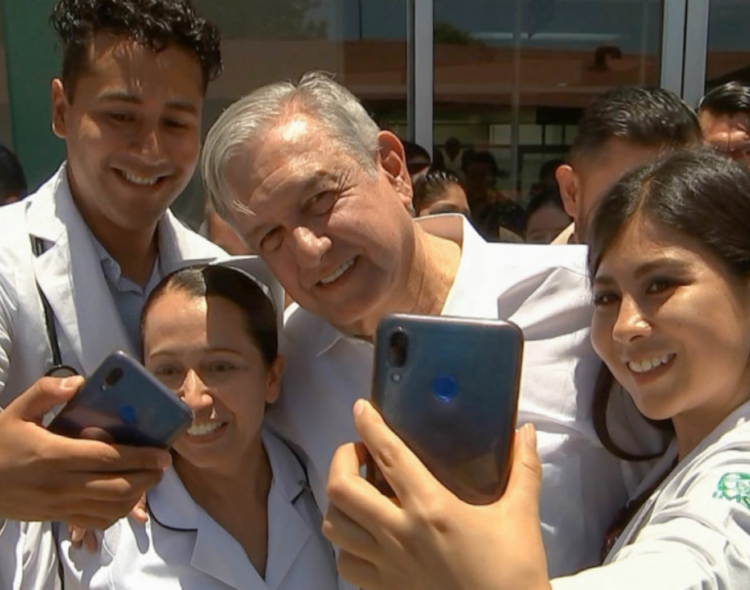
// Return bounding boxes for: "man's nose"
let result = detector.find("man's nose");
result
[291,225,332,269]
[130,121,165,162]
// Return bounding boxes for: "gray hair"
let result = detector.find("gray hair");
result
[201,71,381,221]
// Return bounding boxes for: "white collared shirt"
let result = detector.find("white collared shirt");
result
[268,214,661,577]
[58,430,339,590]
[552,400,750,590]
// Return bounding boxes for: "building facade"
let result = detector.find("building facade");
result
[1,0,748,225]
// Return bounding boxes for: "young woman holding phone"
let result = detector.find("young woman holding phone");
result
[323,148,750,590]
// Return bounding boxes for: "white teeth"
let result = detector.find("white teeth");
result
[186,421,222,436]
[320,258,355,285]
[120,170,160,186]
[628,354,673,374]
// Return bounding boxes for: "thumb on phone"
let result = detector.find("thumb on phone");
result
[10,375,84,424]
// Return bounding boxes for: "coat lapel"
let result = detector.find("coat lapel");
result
[27,167,133,375]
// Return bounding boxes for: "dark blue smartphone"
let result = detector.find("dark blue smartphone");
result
[369,314,523,505]
[48,350,192,448]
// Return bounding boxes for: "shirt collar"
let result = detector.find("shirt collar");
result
[147,430,307,532]
[87,214,181,289]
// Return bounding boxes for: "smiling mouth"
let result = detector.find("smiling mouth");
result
[115,168,165,187]
[186,421,224,437]
[319,257,355,286]
[627,354,675,374]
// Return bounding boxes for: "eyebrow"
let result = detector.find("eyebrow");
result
[247,171,339,242]
[98,91,199,115]
[147,346,244,357]
[594,257,690,286]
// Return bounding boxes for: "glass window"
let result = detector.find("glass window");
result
[433,0,664,216]
[705,0,750,89]
[0,0,13,149]
[172,0,408,229]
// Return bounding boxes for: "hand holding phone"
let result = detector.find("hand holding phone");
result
[369,314,523,505]
[48,350,192,448]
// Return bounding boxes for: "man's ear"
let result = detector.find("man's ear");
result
[556,164,580,220]
[377,131,413,206]
[51,79,69,139]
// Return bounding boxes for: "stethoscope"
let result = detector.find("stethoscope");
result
[32,236,79,378]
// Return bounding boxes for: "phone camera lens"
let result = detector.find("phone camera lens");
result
[104,367,124,388]
[118,404,138,425]
[388,330,409,368]
[431,374,458,402]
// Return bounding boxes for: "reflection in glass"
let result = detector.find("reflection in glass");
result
[705,0,750,89]
[433,0,663,228]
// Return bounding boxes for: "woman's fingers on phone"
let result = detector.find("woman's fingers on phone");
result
[327,442,401,536]
[503,425,543,512]
[352,400,442,508]
[322,502,380,561]
[336,550,384,590]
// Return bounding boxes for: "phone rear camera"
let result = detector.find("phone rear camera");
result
[118,404,138,425]
[431,374,458,402]
[104,367,124,388]
[388,330,409,368]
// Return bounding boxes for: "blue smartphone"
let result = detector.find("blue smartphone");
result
[369,314,523,505]
[48,350,192,448]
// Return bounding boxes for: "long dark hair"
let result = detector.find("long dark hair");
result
[588,147,750,459]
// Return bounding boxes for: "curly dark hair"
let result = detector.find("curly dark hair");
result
[50,0,222,99]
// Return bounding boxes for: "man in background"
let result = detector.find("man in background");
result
[0,144,28,206]
[554,86,701,244]
[698,81,750,169]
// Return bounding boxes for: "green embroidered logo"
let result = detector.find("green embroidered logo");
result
[713,473,750,510]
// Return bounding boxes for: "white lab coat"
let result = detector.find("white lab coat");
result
[0,164,226,590]
[552,400,750,590]
[58,430,340,590]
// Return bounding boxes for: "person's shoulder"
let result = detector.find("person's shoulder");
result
[284,304,328,336]
[480,232,588,268]
[0,197,30,247]
[167,215,227,258]
[478,240,591,294]
[282,305,335,357]
[668,418,750,509]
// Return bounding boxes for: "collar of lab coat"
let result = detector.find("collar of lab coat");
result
[25,164,224,375]
[307,213,470,357]
[26,164,134,372]
[147,430,313,588]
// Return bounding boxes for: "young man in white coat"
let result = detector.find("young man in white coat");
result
[200,72,662,579]
[0,1,225,588]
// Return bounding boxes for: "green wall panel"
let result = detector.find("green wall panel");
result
[2,0,64,191]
